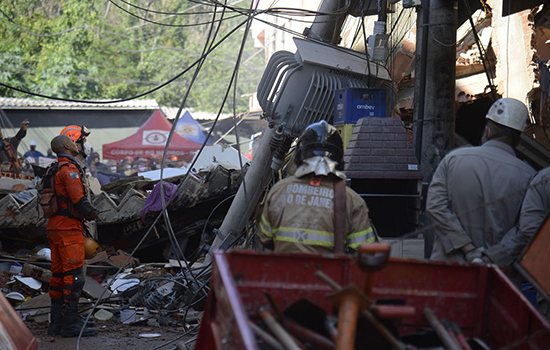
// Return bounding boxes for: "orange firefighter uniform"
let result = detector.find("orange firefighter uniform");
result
[46,155,97,319]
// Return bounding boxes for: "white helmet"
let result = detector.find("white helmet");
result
[486,98,529,132]
[30,140,37,146]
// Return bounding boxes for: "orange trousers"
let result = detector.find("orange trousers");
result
[47,230,85,302]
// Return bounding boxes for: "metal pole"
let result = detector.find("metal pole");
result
[305,0,347,45]
[417,0,457,183]
[208,126,274,256]
[413,0,456,259]
[412,0,429,164]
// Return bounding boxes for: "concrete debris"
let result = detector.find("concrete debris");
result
[86,250,109,264]
[16,293,50,323]
[0,164,239,337]
[21,263,51,283]
[0,163,243,265]
[95,188,147,223]
[94,309,114,321]
[106,249,140,269]
[0,193,45,228]
[83,275,111,300]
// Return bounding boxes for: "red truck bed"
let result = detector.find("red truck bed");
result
[195,250,550,349]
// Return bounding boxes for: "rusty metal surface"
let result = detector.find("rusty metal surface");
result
[518,214,550,299]
[197,250,550,349]
[198,253,258,350]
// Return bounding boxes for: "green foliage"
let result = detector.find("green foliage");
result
[0,0,264,113]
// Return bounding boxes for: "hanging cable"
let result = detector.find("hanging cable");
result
[76,10,259,349]
[108,0,244,28]
[229,0,258,207]
[158,0,228,297]
[361,14,373,87]
[117,0,239,16]
[0,16,252,103]
[462,0,497,101]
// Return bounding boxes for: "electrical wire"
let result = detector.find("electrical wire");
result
[86,0,257,341]
[108,0,244,28]
[462,0,497,100]
[386,10,414,67]
[116,0,239,16]
[0,16,252,103]
[76,7,257,348]
[361,14,373,87]
[157,0,228,298]
[229,0,258,207]
[149,225,251,350]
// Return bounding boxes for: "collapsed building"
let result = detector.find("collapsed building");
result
[387,0,550,166]
[0,163,245,262]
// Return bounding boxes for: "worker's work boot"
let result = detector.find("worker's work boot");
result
[79,315,95,328]
[47,300,63,336]
[60,272,97,338]
[60,299,97,337]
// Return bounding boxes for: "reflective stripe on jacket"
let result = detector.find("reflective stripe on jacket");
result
[260,174,376,254]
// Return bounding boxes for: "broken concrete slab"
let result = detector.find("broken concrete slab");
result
[22,263,51,283]
[83,275,111,300]
[86,250,109,265]
[17,293,50,323]
[107,249,139,269]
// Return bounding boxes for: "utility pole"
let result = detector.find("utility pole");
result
[412,0,457,183]
[208,0,348,259]
[412,0,457,258]
[305,0,347,45]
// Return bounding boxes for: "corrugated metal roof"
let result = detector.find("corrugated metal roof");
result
[161,107,232,121]
[0,97,159,110]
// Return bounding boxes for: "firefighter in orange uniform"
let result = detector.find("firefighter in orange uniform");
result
[59,125,99,243]
[47,135,98,337]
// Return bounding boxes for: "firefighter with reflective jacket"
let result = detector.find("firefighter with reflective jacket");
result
[47,135,98,337]
[260,121,378,254]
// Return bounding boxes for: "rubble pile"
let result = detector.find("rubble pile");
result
[0,163,244,259]
[0,161,243,348]
[1,252,204,334]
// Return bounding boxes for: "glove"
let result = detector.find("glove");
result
[464,247,484,262]
[75,198,99,220]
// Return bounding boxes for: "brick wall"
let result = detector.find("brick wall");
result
[343,117,423,180]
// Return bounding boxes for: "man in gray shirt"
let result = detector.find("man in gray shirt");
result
[496,167,550,265]
[427,98,535,265]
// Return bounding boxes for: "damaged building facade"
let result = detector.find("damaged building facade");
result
[388,0,550,157]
